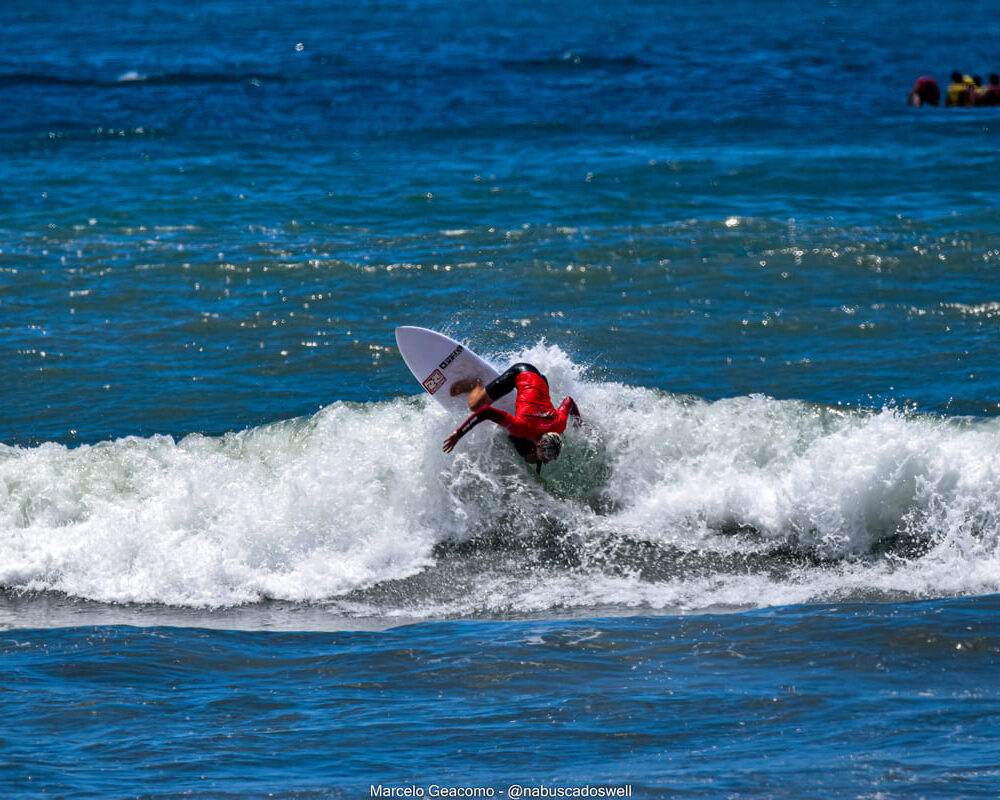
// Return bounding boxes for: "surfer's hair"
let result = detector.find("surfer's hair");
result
[539,432,563,461]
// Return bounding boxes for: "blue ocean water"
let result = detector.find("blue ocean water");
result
[4,597,1000,798]
[3,0,1000,796]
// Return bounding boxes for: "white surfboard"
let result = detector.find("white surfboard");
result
[395,326,514,414]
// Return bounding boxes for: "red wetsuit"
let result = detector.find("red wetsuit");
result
[908,76,940,106]
[489,370,575,440]
[451,364,579,448]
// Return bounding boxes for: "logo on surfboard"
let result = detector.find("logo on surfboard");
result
[422,369,447,394]
[439,344,463,370]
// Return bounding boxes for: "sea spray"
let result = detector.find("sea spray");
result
[3,346,1000,615]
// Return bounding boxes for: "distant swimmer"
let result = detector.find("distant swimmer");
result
[907,76,940,106]
[443,363,581,473]
[945,71,976,107]
[976,73,1000,106]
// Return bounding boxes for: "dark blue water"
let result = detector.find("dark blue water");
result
[5,598,1000,799]
[4,0,1000,796]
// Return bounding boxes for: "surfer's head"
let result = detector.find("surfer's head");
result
[537,432,563,463]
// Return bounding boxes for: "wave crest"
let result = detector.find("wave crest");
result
[2,346,1000,614]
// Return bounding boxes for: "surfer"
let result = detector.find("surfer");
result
[442,363,581,472]
[907,76,940,107]
[945,71,975,107]
[976,73,1000,106]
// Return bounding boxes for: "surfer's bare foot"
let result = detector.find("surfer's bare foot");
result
[450,378,481,396]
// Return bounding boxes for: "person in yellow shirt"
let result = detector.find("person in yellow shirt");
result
[945,71,975,107]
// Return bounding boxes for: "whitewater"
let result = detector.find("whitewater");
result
[8,1,1000,794]
[3,343,998,624]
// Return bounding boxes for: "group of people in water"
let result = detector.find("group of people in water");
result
[908,71,1000,107]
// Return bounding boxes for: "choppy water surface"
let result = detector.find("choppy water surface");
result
[3,0,1000,797]
[4,598,1000,798]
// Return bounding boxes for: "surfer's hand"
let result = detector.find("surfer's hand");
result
[443,430,461,453]
[566,397,584,426]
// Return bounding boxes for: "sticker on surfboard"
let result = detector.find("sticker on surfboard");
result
[395,326,514,414]
[421,369,446,395]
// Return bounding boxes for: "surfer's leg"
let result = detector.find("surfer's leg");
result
[484,363,544,401]
[450,378,491,410]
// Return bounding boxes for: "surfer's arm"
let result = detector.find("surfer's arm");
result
[443,406,509,453]
[560,396,582,425]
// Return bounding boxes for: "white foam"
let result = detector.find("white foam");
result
[0,401,448,607]
[3,343,1000,614]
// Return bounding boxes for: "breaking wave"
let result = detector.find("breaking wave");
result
[2,344,1000,619]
